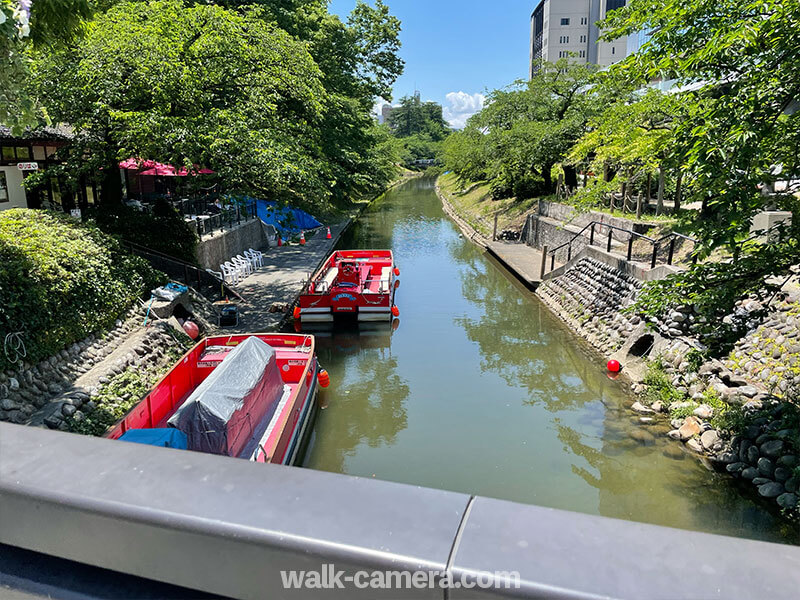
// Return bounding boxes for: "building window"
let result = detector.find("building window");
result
[0,172,8,203]
[581,17,588,25]
[606,0,625,12]
[612,46,616,54]
[580,50,586,58]
[559,35,569,44]
[560,18,570,25]
[580,35,587,43]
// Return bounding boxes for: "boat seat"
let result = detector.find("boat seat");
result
[364,266,392,294]
[316,267,338,293]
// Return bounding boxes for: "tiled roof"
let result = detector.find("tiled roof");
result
[0,124,74,141]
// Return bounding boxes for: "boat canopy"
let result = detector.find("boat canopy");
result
[118,428,188,449]
[167,336,284,456]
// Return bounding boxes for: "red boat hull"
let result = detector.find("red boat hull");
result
[106,333,319,465]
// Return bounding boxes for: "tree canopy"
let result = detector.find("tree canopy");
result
[444,60,601,199]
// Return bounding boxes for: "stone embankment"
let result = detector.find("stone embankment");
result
[536,253,800,515]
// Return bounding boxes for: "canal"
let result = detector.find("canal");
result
[301,177,798,545]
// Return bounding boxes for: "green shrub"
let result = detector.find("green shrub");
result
[0,209,164,371]
[92,200,198,263]
[642,357,684,406]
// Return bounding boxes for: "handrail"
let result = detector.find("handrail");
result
[545,220,698,273]
[123,239,244,302]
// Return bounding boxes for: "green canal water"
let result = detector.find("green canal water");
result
[301,177,798,545]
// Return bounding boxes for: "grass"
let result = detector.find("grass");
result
[437,173,540,236]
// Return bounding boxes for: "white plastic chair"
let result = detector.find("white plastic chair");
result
[246,248,264,268]
[220,262,240,285]
[242,250,259,270]
[232,255,252,277]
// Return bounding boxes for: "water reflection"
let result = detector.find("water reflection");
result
[302,323,409,473]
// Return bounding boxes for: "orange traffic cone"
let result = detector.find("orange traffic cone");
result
[326,226,332,240]
[299,231,306,245]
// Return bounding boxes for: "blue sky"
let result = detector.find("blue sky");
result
[328,0,533,127]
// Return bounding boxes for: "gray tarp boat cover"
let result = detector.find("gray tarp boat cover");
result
[167,336,284,456]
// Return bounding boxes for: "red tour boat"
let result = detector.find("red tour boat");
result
[106,333,324,466]
[296,250,399,322]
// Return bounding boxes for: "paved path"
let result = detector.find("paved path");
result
[228,223,350,332]
[486,242,549,289]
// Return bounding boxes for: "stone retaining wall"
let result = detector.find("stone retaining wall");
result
[196,218,268,270]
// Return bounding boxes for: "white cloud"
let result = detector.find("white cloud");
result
[443,91,485,129]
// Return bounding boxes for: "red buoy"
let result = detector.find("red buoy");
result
[183,320,199,340]
[393,267,400,276]
[394,279,400,290]
[391,305,400,318]
[607,359,621,373]
[317,368,330,388]
[293,306,301,320]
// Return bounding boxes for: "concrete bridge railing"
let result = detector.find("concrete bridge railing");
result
[1,422,799,599]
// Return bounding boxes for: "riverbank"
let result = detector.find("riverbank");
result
[435,174,800,521]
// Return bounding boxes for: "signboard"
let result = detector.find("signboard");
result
[17,162,38,171]
[70,208,82,220]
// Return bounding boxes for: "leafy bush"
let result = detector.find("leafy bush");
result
[92,199,198,263]
[0,209,164,371]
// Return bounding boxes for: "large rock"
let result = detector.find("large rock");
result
[685,438,704,453]
[700,429,722,452]
[631,401,653,414]
[757,482,785,498]
[777,455,798,468]
[678,416,702,441]
[777,493,798,510]
[741,467,759,480]
[773,467,792,483]
[726,462,746,474]
[757,457,775,478]
[760,439,784,459]
[693,404,714,419]
[746,445,760,464]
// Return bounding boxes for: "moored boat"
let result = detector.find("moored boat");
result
[297,250,399,322]
[106,333,323,465]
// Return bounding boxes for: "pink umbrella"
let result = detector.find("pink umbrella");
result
[122,158,215,177]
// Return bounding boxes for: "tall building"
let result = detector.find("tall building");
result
[529,0,628,77]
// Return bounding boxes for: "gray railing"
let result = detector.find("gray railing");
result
[547,220,698,273]
[1,422,799,599]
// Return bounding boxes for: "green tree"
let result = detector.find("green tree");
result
[0,0,91,133]
[444,60,601,199]
[31,0,328,207]
[212,0,405,202]
[602,0,800,253]
[569,88,682,214]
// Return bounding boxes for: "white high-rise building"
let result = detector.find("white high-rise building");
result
[529,0,628,77]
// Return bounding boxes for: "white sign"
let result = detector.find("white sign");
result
[70,208,82,220]
[17,162,38,171]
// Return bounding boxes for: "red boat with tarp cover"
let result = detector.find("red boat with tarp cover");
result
[297,249,399,322]
[106,333,320,465]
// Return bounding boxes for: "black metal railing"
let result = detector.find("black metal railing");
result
[122,240,243,302]
[129,194,258,240]
[546,221,698,273]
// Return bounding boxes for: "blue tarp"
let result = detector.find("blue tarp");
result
[119,428,188,450]
[251,197,322,233]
